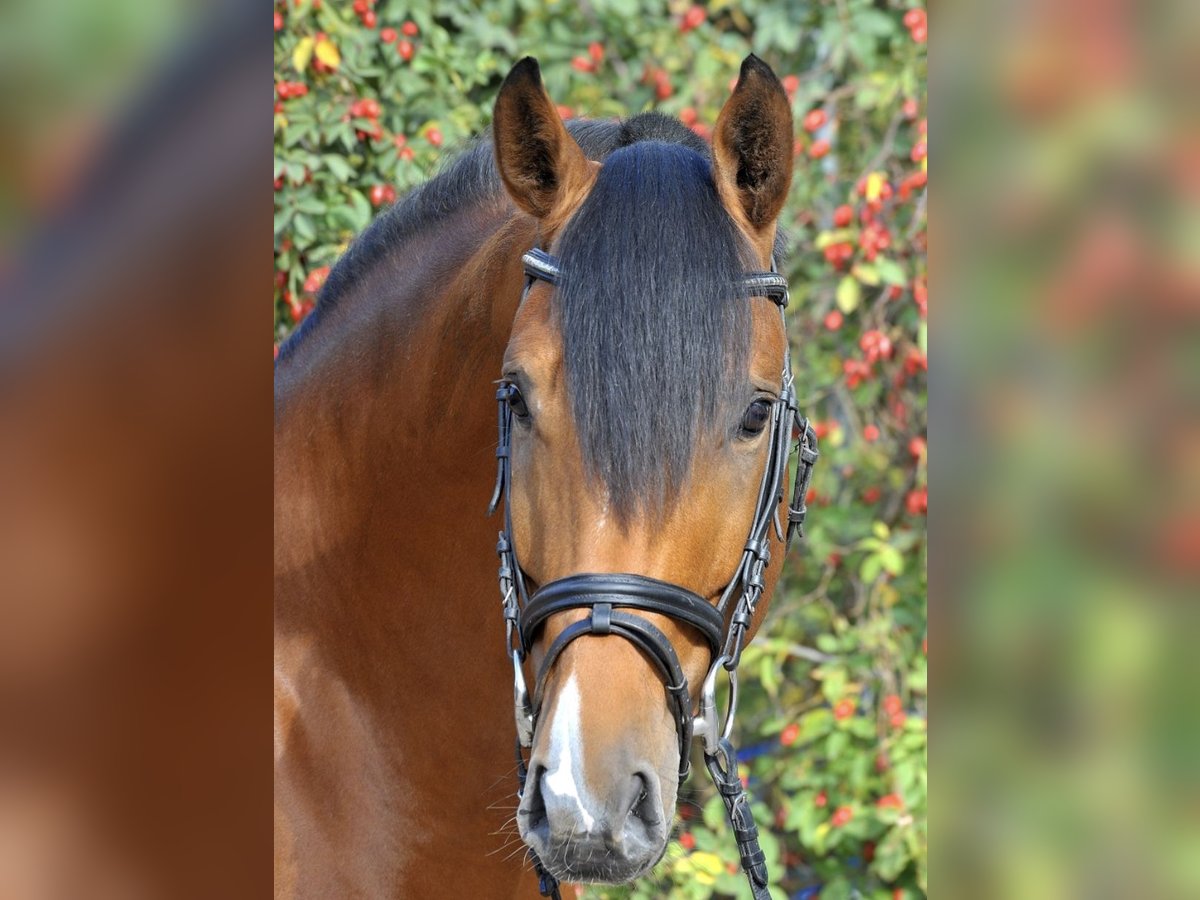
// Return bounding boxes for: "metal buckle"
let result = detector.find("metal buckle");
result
[512,651,534,748]
[693,656,739,756]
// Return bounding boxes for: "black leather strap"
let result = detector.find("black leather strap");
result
[705,739,771,899]
[524,248,787,307]
[522,573,724,658]
[529,602,697,783]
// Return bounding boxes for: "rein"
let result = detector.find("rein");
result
[488,246,820,900]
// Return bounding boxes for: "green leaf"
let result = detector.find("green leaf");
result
[322,154,354,181]
[826,729,849,760]
[815,228,856,249]
[876,256,907,286]
[852,263,880,286]
[816,634,840,654]
[702,795,726,832]
[293,213,316,245]
[835,276,861,313]
[880,545,905,576]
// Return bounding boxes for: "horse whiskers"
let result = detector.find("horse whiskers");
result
[487,817,520,838]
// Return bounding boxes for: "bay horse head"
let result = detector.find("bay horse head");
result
[489,55,815,887]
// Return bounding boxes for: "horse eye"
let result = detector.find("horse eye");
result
[506,384,530,420]
[740,399,772,436]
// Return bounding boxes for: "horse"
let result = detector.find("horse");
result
[274,54,812,898]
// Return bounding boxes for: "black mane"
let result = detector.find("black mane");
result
[553,136,759,521]
[280,113,783,521]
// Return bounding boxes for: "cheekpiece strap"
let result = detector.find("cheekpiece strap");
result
[522,248,561,285]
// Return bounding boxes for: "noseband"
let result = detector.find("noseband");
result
[488,246,819,900]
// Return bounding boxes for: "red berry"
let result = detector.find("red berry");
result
[303,266,330,295]
[909,436,927,459]
[401,21,419,37]
[823,310,843,331]
[274,10,283,31]
[571,56,595,73]
[398,146,415,162]
[834,698,856,720]
[808,138,831,159]
[815,790,827,808]
[890,710,908,728]
[655,71,673,100]
[877,793,904,810]
[353,0,368,13]
[782,74,800,97]
[780,723,800,746]
[426,128,443,147]
[903,8,926,29]
[831,805,853,827]
[860,329,893,362]
[863,424,880,442]
[679,832,696,850]
[380,27,396,43]
[352,98,380,119]
[902,98,919,119]
[894,891,906,900]
[556,105,574,120]
[369,185,386,206]
[833,204,853,227]
[361,9,377,27]
[803,109,827,132]
[883,694,903,716]
[679,106,697,126]
[588,41,604,64]
[288,297,315,323]
[910,23,927,43]
[843,357,873,388]
[397,39,415,61]
[862,486,882,504]
[911,139,927,163]
[680,5,706,32]
[905,487,927,516]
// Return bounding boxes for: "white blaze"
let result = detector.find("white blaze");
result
[542,674,597,832]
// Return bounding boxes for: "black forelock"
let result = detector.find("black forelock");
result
[553,140,756,522]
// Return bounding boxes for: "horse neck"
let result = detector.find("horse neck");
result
[275,205,536,654]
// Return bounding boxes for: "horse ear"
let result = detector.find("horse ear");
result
[711,55,795,236]
[493,57,592,222]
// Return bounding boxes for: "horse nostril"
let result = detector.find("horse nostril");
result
[617,770,661,846]
[627,773,653,823]
[522,764,549,835]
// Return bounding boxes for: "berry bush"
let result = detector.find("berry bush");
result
[275,2,927,897]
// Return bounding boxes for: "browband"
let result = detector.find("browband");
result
[522,249,790,308]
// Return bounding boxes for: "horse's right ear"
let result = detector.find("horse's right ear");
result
[493,58,593,224]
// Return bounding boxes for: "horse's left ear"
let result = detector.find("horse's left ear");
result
[712,55,795,238]
[493,57,593,225]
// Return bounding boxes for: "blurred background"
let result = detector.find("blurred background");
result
[1,0,1197,898]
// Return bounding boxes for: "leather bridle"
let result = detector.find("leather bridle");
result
[488,246,819,899]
